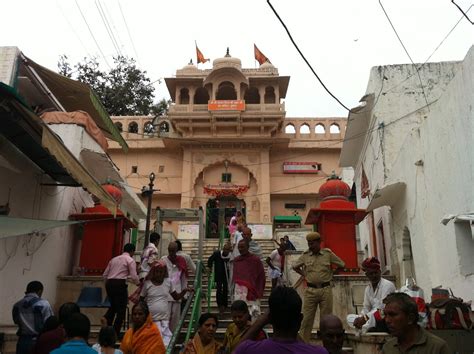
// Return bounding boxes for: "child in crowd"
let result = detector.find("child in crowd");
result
[92,326,122,353]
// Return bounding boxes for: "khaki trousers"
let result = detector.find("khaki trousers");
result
[300,286,333,342]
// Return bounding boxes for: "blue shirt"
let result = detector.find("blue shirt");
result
[51,340,97,354]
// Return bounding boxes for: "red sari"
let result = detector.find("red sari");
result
[232,253,265,300]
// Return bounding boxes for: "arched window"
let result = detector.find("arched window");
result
[114,121,123,132]
[194,87,210,104]
[216,81,237,100]
[159,121,169,133]
[300,124,310,134]
[244,87,260,104]
[128,121,138,133]
[330,123,340,134]
[144,121,155,135]
[264,86,275,104]
[315,123,325,134]
[179,88,190,104]
[285,124,296,134]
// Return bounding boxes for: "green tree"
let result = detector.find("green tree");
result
[58,55,162,116]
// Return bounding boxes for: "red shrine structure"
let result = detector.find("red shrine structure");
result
[305,173,367,273]
[70,184,136,275]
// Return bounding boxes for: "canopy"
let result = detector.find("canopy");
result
[366,182,406,212]
[0,216,82,239]
[23,55,128,152]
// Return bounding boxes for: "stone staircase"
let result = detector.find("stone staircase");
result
[176,238,277,344]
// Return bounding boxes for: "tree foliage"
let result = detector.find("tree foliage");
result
[58,55,168,117]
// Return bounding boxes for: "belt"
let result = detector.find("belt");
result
[307,281,330,289]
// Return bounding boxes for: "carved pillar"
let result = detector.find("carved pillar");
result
[274,85,279,103]
[180,149,193,208]
[259,87,265,105]
[259,149,271,223]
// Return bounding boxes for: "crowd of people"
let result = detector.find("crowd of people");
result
[11,213,451,354]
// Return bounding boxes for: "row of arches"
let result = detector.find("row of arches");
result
[178,83,276,104]
[114,120,170,135]
[284,122,341,134]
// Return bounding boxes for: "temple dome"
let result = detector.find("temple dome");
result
[212,48,242,70]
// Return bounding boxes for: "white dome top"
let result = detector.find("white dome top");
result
[181,60,198,72]
[212,48,242,70]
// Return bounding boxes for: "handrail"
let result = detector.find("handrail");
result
[207,224,227,311]
[166,260,203,354]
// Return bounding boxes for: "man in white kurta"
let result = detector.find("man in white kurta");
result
[349,257,396,331]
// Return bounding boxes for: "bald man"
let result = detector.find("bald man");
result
[319,315,349,354]
[161,241,188,332]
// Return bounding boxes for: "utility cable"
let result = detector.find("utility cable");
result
[95,0,122,57]
[266,0,351,112]
[118,0,141,64]
[56,1,92,58]
[378,0,430,110]
[75,0,111,69]
[451,0,474,24]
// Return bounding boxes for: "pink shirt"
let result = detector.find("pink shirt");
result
[103,252,139,284]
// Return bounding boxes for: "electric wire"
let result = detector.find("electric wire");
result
[118,0,141,64]
[266,0,351,112]
[56,1,92,58]
[451,0,474,24]
[75,0,111,69]
[95,0,122,57]
[101,0,126,54]
[383,4,473,95]
[378,0,430,110]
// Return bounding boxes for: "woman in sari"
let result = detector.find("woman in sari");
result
[182,313,221,354]
[120,302,166,354]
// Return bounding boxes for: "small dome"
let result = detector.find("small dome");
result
[212,48,242,70]
[102,184,123,204]
[318,173,351,200]
[260,61,274,69]
[181,59,198,72]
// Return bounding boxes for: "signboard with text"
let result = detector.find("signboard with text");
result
[208,100,245,111]
[283,162,321,174]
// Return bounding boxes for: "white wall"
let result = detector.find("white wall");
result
[0,128,94,325]
[351,47,474,300]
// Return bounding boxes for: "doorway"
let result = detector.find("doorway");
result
[206,197,246,238]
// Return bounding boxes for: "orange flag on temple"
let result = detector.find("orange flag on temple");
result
[196,43,210,64]
[254,44,270,65]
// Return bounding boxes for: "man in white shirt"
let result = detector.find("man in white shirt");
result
[352,257,396,332]
[266,242,286,290]
[139,232,160,279]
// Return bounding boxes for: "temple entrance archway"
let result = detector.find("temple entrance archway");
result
[206,197,246,238]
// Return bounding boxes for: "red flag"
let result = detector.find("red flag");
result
[361,165,370,198]
[254,44,270,65]
[196,44,209,64]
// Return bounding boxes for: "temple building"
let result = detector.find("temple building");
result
[108,49,347,239]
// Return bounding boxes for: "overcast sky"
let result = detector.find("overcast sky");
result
[2,0,473,117]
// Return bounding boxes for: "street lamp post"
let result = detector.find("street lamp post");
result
[142,172,156,249]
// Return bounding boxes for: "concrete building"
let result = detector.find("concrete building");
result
[108,50,347,240]
[0,47,145,327]
[340,46,474,300]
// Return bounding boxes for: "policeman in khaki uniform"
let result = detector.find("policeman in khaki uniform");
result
[292,232,345,342]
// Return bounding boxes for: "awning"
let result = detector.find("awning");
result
[273,215,302,223]
[42,128,117,216]
[441,213,474,240]
[339,94,375,167]
[0,216,82,239]
[80,149,147,221]
[22,55,128,152]
[366,182,406,212]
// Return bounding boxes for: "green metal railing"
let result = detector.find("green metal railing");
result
[166,260,203,354]
[207,224,227,311]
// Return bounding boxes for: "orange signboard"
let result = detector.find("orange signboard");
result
[208,100,245,111]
